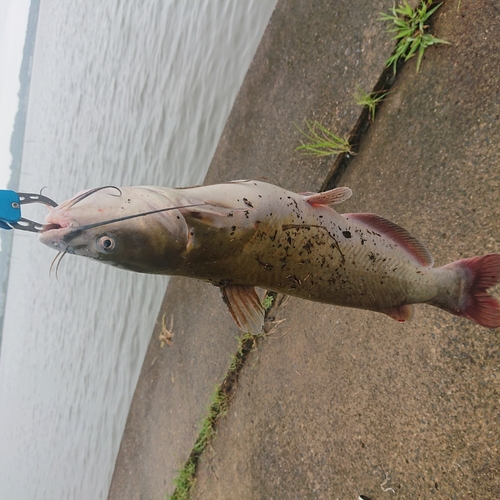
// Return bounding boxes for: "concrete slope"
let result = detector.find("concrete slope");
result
[109,0,500,499]
[108,0,396,498]
[193,1,500,499]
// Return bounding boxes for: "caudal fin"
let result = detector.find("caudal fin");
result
[445,254,500,328]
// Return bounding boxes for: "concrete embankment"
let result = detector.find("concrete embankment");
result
[109,1,500,498]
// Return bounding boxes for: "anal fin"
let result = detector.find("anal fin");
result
[221,285,265,335]
[381,304,414,322]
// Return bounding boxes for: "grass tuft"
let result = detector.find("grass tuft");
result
[354,86,391,121]
[295,121,352,157]
[379,0,450,73]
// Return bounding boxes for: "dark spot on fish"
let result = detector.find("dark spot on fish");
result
[227,212,234,218]
[368,252,376,262]
[231,226,236,231]
[342,230,352,238]
[303,241,313,253]
[287,274,301,286]
[244,211,250,218]
[243,198,253,208]
[256,257,274,271]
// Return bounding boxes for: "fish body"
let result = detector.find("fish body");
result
[39,180,500,333]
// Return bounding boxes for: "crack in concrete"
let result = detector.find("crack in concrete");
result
[322,64,398,192]
[169,296,275,499]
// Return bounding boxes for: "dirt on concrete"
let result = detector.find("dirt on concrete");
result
[109,0,500,498]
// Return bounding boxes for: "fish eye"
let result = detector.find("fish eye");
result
[97,235,117,253]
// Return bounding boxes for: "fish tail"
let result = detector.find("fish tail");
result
[435,254,500,328]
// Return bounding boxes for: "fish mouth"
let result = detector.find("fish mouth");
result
[40,210,76,233]
[38,217,76,247]
[41,222,64,232]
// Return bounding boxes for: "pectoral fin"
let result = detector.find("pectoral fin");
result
[221,285,265,335]
[180,202,241,218]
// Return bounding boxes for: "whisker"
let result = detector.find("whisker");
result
[49,249,68,280]
[68,186,122,208]
[64,203,208,241]
[55,249,68,280]
[49,252,61,279]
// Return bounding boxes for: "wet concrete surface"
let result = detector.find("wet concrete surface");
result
[109,0,500,498]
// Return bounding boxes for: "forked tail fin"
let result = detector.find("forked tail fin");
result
[440,254,500,328]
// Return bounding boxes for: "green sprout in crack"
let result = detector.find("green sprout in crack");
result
[295,120,352,157]
[262,294,274,311]
[169,387,229,500]
[170,461,195,500]
[354,86,391,122]
[379,0,450,73]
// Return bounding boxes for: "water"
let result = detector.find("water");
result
[0,1,277,499]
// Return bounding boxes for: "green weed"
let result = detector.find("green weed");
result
[354,86,391,121]
[295,121,352,157]
[380,0,450,73]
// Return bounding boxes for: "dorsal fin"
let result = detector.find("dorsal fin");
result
[343,213,434,268]
[302,187,352,205]
[221,285,264,335]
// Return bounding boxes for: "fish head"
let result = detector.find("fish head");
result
[39,186,190,273]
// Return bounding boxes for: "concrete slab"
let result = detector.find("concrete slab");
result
[108,278,239,500]
[193,0,500,498]
[203,0,395,191]
[108,0,398,498]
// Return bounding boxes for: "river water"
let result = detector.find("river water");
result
[0,1,276,498]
